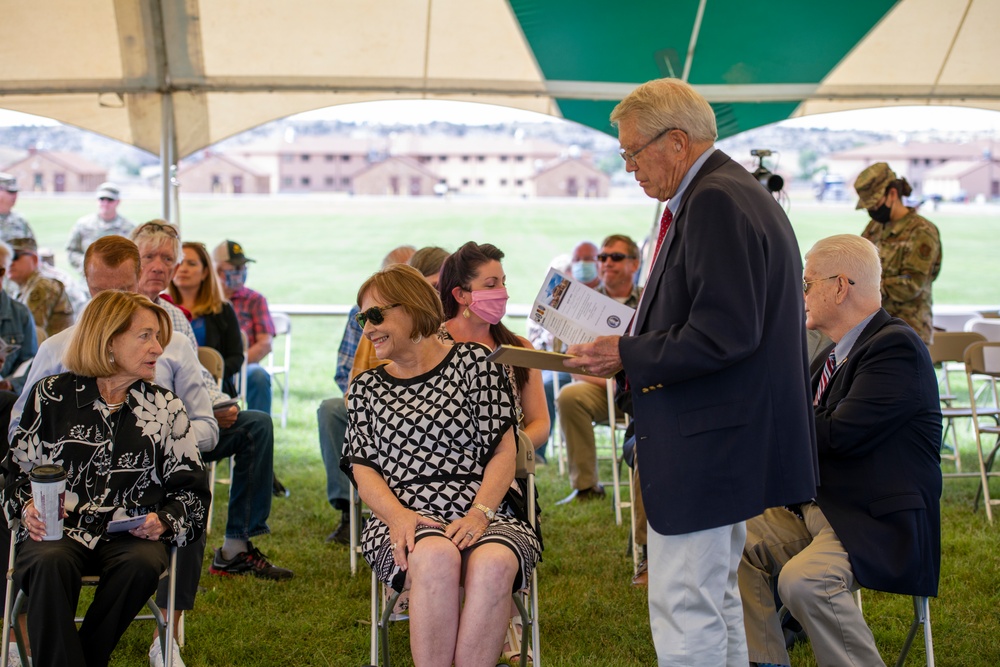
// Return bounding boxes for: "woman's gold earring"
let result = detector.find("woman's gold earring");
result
[463,307,471,319]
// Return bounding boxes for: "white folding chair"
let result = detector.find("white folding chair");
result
[263,312,292,427]
[1,526,179,667]
[963,341,1000,522]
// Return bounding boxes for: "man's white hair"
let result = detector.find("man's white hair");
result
[805,235,882,296]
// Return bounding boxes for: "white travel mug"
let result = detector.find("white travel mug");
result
[29,464,67,541]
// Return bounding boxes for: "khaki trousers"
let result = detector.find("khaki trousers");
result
[739,503,886,667]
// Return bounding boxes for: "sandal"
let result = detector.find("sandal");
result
[501,614,532,664]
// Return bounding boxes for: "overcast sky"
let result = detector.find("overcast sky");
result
[2,99,1000,134]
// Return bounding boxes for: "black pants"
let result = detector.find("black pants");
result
[13,536,168,667]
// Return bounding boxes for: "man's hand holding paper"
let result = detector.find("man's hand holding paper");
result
[564,336,623,378]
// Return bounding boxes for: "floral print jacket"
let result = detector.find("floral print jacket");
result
[2,373,210,548]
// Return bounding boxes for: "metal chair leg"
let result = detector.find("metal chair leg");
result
[895,596,933,667]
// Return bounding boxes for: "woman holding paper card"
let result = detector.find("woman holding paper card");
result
[343,263,540,666]
[2,290,209,667]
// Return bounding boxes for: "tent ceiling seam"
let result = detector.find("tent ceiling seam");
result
[422,0,433,98]
[932,0,973,94]
[682,0,708,83]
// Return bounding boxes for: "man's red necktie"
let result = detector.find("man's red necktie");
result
[652,207,673,260]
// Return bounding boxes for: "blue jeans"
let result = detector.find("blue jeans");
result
[317,397,350,512]
[157,409,275,609]
[246,363,272,415]
[541,370,573,461]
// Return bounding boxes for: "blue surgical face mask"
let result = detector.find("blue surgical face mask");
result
[223,267,247,291]
[571,260,598,283]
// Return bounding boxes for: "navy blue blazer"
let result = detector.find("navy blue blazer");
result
[813,309,942,596]
[620,149,818,536]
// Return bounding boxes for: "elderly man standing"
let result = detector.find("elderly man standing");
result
[213,240,275,416]
[739,235,942,667]
[66,182,136,274]
[566,78,817,666]
[7,237,75,336]
[0,174,34,243]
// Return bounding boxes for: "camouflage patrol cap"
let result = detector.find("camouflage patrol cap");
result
[8,237,37,254]
[96,181,120,200]
[0,172,19,193]
[854,162,896,210]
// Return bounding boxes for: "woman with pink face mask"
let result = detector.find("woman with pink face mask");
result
[437,241,548,663]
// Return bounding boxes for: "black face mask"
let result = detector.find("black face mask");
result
[867,203,892,223]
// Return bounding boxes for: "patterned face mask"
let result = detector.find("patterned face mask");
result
[223,267,247,290]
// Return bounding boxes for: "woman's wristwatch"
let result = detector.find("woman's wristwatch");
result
[472,502,495,522]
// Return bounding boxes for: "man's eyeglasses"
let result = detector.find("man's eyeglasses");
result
[134,221,179,237]
[802,275,855,294]
[619,127,679,166]
[98,197,115,203]
[597,252,636,263]
[355,303,401,328]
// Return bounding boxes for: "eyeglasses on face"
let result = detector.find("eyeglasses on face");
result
[134,221,179,237]
[98,197,116,203]
[802,275,855,294]
[355,303,401,328]
[597,252,636,263]
[619,127,679,166]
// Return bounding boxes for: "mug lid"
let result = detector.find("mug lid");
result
[29,464,67,481]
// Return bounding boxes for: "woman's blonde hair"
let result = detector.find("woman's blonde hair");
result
[168,242,226,316]
[356,264,444,339]
[64,291,172,378]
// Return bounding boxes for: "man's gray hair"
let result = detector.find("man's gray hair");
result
[130,221,182,265]
[805,235,882,295]
[0,241,10,270]
[610,78,718,144]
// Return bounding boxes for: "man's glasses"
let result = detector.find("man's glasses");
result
[134,221,179,237]
[802,275,855,294]
[619,127,679,166]
[355,303,401,328]
[597,252,636,263]
[98,197,115,203]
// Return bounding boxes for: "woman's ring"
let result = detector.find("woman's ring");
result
[466,531,475,539]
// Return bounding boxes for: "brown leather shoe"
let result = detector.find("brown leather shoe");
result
[631,558,648,586]
[555,485,606,505]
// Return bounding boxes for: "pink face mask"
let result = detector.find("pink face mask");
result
[468,288,509,325]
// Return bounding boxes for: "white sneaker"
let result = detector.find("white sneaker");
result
[148,637,185,667]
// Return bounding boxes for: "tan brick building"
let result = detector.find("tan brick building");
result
[175,151,270,194]
[1,148,107,193]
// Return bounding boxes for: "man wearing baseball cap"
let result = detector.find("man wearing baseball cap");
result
[213,240,276,417]
[7,237,75,336]
[66,182,135,274]
[0,173,35,243]
[853,162,941,343]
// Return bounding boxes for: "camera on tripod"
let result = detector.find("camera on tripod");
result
[751,149,783,195]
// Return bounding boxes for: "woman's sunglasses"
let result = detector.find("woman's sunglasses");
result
[355,303,401,328]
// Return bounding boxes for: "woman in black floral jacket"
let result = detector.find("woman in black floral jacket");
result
[2,291,210,667]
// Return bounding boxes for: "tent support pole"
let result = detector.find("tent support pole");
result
[160,91,178,225]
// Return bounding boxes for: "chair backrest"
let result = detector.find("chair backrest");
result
[516,429,535,478]
[965,318,1000,343]
[927,331,986,365]
[964,341,1000,377]
[197,346,225,389]
[932,309,980,333]
[271,312,291,337]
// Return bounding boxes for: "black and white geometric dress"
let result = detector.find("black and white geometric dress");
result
[343,342,541,592]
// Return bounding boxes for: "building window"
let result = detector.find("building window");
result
[281,154,293,163]
[325,176,334,186]
[500,155,509,162]
[500,179,508,186]
[282,176,293,187]
[341,177,350,186]
[301,176,311,186]
[476,178,485,186]
[439,155,448,162]
[341,155,351,162]
[325,154,334,162]
[462,178,470,186]
[462,155,470,162]
[477,156,485,162]
[515,155,525,162]
[515,179,524,186]
[301,154,311,162]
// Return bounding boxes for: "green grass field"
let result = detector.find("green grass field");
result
[9,193,1000,665]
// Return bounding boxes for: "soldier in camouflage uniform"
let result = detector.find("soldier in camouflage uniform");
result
[0,173,35,243]
[854,162,942,343]
[66,182,135,273]
[7,237,74,337]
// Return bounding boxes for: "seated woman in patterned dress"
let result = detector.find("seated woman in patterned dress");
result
[342,264,541,667]
[2,291,209,667]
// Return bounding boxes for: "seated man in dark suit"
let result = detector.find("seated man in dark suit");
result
[739,234,942,667]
